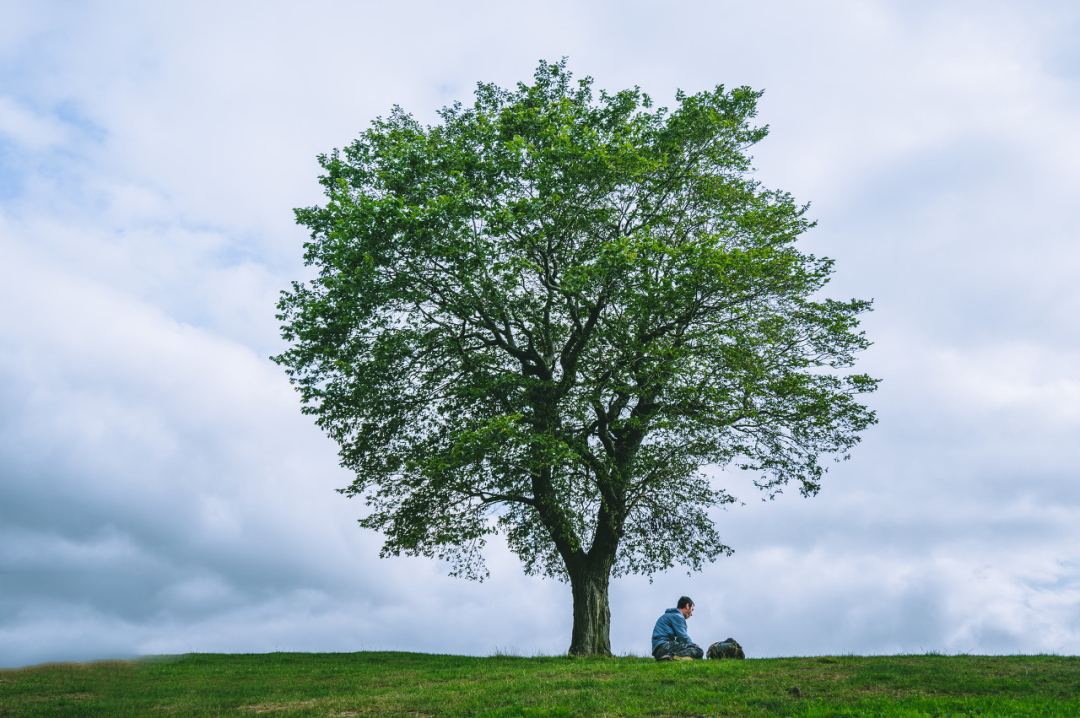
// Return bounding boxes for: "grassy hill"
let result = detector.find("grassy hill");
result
[2,651,1077,716]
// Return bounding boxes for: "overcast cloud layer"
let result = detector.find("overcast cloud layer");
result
[2,0,1079,668]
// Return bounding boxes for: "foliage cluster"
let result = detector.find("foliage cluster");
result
[274,60,878,590]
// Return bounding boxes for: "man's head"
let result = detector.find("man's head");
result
[677,596,694,619]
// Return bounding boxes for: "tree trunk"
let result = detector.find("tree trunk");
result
[567,560,612,656]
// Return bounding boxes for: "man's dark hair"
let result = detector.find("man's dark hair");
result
[677,596,694,609]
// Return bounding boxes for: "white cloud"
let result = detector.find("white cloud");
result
[0,96,72,149]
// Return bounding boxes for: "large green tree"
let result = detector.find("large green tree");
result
[275,61,878,656]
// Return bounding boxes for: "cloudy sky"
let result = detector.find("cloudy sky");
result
[2,0,1079,668]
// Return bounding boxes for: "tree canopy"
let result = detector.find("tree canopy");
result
[274,60,878,655]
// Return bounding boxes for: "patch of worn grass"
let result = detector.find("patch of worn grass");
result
[1,651,1077,716]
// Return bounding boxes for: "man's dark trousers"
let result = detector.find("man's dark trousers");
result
[652,640,704,660]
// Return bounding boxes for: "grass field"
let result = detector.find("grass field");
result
[1,651,1078,716]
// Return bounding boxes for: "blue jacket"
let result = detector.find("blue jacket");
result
[651,608,692,652]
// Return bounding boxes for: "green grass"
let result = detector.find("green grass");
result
[1,652,1077,716]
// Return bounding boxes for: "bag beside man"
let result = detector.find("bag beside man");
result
[706,638,745,660]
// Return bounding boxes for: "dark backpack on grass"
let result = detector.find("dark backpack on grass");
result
[707,638,745,660]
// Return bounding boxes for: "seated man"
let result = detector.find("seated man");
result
[651,596,704,661]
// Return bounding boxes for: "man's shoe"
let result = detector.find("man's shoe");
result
[656,654,674,662]
[673,655,694,661]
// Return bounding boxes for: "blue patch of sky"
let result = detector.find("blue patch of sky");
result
[0,143,23,200]
[52,99,108,144]
[0,96,107,206]
[1041,2,1080,85]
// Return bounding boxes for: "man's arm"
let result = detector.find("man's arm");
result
[673,614,692,643]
